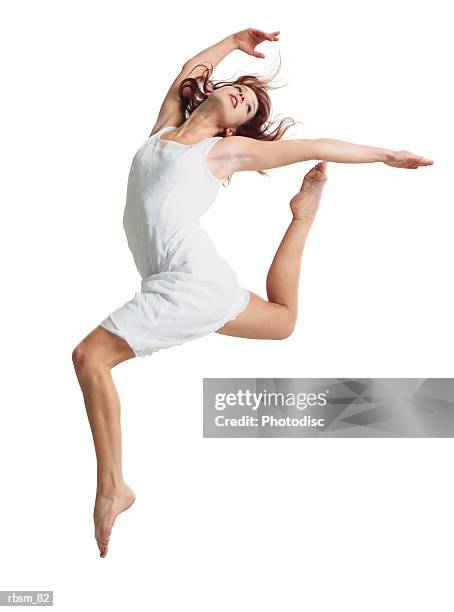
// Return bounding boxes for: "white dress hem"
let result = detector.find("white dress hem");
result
[100,288,251,360]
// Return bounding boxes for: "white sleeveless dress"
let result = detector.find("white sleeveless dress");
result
[99,125,250,358]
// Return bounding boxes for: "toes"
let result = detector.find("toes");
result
[306,162,327,176]
[96,524,113,557]
[101,527,112,544]
[309,162,328,179]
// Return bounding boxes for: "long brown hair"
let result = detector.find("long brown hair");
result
[177,50,301,185]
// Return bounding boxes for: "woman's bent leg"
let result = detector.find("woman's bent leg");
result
[72,325,136,558]
[216,162,328,340]
[215,217,311,340]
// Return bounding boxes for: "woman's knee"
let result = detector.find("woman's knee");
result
[72,342,103,373]
[273,307,297,340]
[72,326,135,371]
[274,321,296,340]
[212,293,297,341]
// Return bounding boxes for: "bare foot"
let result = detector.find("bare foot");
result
[289,161,328,224]
[93,483,136,558]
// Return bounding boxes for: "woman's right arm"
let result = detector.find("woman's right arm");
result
[224,136,433,172]
[149,29,279,136]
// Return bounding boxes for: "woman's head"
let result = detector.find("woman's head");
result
[203,82,261,137]
[178,52,300,181]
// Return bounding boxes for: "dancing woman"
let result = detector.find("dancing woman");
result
[72,28,433,557]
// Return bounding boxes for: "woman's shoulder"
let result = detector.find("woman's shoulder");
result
[148,122,182,139]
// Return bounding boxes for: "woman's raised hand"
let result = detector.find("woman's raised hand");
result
[385,150,434,169]
[233,28,280,59]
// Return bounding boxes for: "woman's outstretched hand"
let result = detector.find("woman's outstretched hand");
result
[385,150,434,169]
[233,28,280,59]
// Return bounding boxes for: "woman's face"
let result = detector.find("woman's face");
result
[207,84,258,133]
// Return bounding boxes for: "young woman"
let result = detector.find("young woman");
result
[72,28,433,557]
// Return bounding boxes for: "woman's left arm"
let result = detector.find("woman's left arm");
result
[224,136,433,172]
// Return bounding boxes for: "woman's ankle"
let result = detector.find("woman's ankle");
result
[96,477,128,497]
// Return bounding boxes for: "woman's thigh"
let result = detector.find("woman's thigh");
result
[215,291,295,340]
[72,325,136,370]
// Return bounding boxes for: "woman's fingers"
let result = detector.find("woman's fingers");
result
[408,157,433,166]
[248,29,279,43]
[401,151,434,166]
[413,155,433,165]
[386,155,434,168]
[403,158,433,168]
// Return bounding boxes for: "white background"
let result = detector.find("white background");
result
[1,0,453,609]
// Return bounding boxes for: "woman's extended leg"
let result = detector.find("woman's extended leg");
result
[72,325,136,558]
[216,162,328,340]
